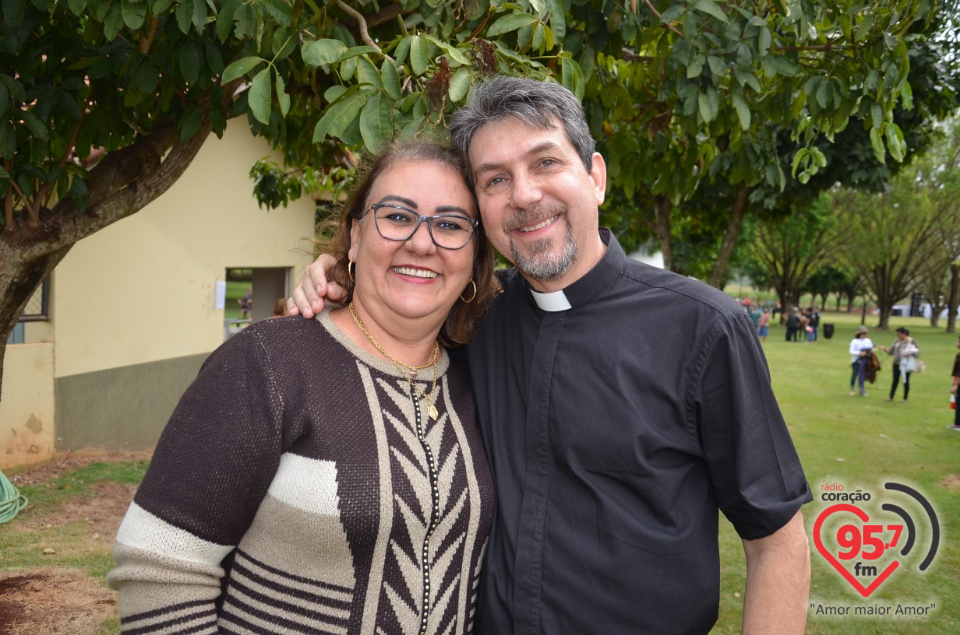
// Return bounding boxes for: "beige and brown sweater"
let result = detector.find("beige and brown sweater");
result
[108,309,495,635]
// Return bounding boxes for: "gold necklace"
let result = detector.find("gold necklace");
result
[349,302,441,420]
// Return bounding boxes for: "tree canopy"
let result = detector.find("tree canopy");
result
[1,0,955,397]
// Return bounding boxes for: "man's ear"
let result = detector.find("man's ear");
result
[590,152,607,205]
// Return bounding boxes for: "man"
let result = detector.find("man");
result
[291,76,811,633]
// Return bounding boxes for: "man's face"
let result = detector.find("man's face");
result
[468,117,606,292]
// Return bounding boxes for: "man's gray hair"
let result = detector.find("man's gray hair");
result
[448,76,595,177]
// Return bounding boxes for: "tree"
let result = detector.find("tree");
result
[0,0,952,401]
[833,142,960,329]
[747,194,848,314]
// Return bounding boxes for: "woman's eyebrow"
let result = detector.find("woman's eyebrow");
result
[377,195,418,208]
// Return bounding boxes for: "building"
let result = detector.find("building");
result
[1,122,316,470]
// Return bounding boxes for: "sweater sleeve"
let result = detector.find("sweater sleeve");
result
[107,326,285,633]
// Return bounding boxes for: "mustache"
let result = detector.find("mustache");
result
[504,203,566,232]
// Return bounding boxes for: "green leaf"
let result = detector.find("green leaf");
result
[313,88,372,142]
[175,0,192,33]
[900,81,913,111]
[180,107,203,140]
[815,78,833,109]
[410,35,429,76]
[382,60,401,100]
[732,92,750,130]
[425,35,470,66]
[0,81,7,118]
[692,0,728,23]
[190,0,207,33]
[687,55,704,79]
[869,126,886,163]
[357,56,383,89]
[759,27,771,57]
[448,68,472,102]
[707,55,725,78]
[121,0,146,30]
[885,123,905,162]
[217,0,244,41]
[487,13,538,36]
[275,72,290,117]
[546,0,566,42]
[21,111,48,141]
[248,68,272,124]
[180,44,200,85]
[360,92,393,153]
[103,1,124,40]
[560,58,584,100]
[660,4,685,22]
[222,56,264,84]
[698,88,719,123]
[302,39,348,67]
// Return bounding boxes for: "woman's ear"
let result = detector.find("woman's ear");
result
[348,218,361,262]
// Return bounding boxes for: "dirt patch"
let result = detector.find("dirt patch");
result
[0,569,116,635]
[1,451,150,634]
[940,474,960,490]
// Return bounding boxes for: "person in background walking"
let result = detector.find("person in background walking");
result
[757,307,771,342]
[849,325,873,397]
[950,335,960,431]
[880,327,919,402]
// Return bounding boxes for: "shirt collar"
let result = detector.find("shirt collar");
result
[526,228,623,312]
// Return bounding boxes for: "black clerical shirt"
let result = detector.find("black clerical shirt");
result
[463,229,810,634]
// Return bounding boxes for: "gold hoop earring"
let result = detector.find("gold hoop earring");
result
[347,260,355,283]
[460,280,477,304]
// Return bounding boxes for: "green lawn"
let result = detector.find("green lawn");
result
[713,311,960,634]
[3,310,958,633]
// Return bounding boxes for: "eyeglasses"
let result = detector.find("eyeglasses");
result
[370,203,478,250]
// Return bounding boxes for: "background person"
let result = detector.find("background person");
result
[108,141,500,634]
[290,76,811,634]
[880,326,919,402]
[951,335,960,431]
[849,325,874,396]
[757,307,771,342]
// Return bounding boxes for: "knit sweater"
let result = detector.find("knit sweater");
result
[108,309,495,635]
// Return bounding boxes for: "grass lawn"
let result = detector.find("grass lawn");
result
[713,311,960,634]
[2,310,958,633]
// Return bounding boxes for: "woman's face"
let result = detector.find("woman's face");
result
[348,160,477,327]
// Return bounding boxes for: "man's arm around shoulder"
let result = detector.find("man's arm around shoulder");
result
[741,509,810,635]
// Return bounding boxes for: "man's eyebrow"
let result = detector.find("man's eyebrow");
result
[473,140,564,175]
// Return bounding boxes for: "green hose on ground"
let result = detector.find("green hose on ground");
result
[0,469,28,523]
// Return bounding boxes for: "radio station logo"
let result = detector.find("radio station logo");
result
[813,481,940,598]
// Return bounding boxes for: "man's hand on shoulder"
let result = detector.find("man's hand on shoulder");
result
[287,254,345,318]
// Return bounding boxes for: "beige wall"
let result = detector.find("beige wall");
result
[0,344,55,469]
[49,120,315,378]
[1,121,315,466]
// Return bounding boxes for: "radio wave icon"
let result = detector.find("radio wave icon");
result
[881,482,940,571]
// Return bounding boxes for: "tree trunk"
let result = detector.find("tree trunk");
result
[948,263,960,334]
[707,183,750,289]
[653,196,673,272]
[0,117,212,401]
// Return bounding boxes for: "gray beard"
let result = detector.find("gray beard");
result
[510,223,579,282]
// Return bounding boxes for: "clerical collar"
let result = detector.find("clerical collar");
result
[530,289,573,312]
[525,228,622,312]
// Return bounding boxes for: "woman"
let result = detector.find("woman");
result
[950,335,960,431]
[880,326,919,402]
[849,325,873,396]
[108,141,500,634]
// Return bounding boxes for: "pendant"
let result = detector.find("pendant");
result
[428,403,439,421]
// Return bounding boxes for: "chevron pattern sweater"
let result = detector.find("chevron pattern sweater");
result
[108,310,495,635]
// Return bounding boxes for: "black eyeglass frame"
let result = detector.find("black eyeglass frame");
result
[369,202,479,251]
